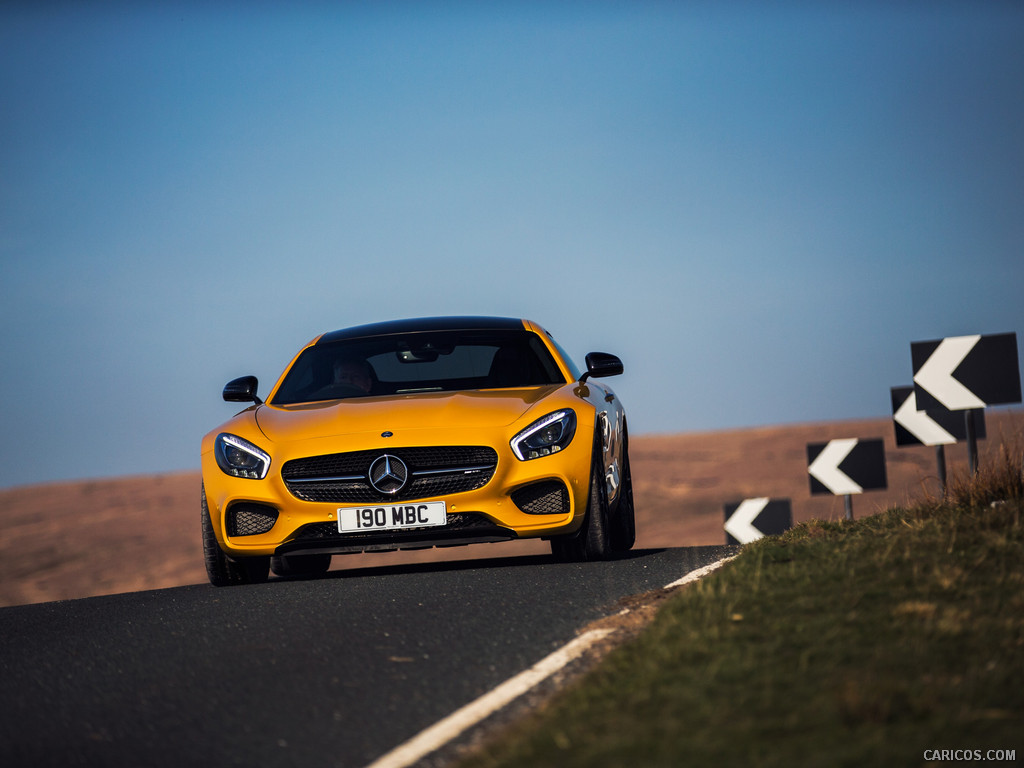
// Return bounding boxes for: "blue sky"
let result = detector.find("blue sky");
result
[2,2,1022,488]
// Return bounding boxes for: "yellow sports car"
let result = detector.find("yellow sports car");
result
[200,316,633,585]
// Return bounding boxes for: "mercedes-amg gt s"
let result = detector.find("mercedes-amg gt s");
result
[200,316,634,585]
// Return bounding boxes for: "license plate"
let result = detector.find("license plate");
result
[337,501,447,533]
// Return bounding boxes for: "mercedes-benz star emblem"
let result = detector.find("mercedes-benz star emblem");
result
[368,454,408,495]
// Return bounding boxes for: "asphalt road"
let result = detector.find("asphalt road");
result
[1,546,731,768]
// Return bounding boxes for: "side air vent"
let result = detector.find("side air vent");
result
[511,481,570,516]
[227,503,279,536]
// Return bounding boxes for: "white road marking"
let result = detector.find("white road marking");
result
[364,555,735,768]
[663,555,736,589]
[363,628,613,768]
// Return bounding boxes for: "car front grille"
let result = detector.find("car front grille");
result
[281,446,498,503]
[511,480,570,515]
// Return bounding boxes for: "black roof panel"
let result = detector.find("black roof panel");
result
[318,316,526,344]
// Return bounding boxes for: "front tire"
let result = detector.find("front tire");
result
[201,485,270,586]
[610,430,636,552]
[551,444,613,562]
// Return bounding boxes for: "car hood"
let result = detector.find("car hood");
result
[253,386,564,443]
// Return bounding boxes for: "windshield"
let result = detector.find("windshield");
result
[270,330,568,405]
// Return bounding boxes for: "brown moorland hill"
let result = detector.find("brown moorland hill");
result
[1,412,1020,608]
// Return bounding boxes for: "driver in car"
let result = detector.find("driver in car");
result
[332,358,373,394]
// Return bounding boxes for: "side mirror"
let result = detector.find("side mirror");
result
[223,375,262,404]
[579,352,623,383]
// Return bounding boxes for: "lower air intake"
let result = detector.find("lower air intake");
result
[511,481,570,516]
[227,503,279,536]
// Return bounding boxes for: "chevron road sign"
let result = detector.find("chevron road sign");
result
[807,438,887,496]
[890,386,985,448]
[724,498,792,545]
[911,333,1021,412]
[911,332,1018,474]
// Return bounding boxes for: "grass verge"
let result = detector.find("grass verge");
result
[458,447,1024,767]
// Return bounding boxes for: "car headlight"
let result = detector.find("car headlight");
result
[215,433,271,479]
[511,410,577,461]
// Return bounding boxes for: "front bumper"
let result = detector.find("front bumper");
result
[272,512,516,557]
[201,430,594,558]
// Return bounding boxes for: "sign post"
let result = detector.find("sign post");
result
[936,445,947,495]
[965,410,979,475]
